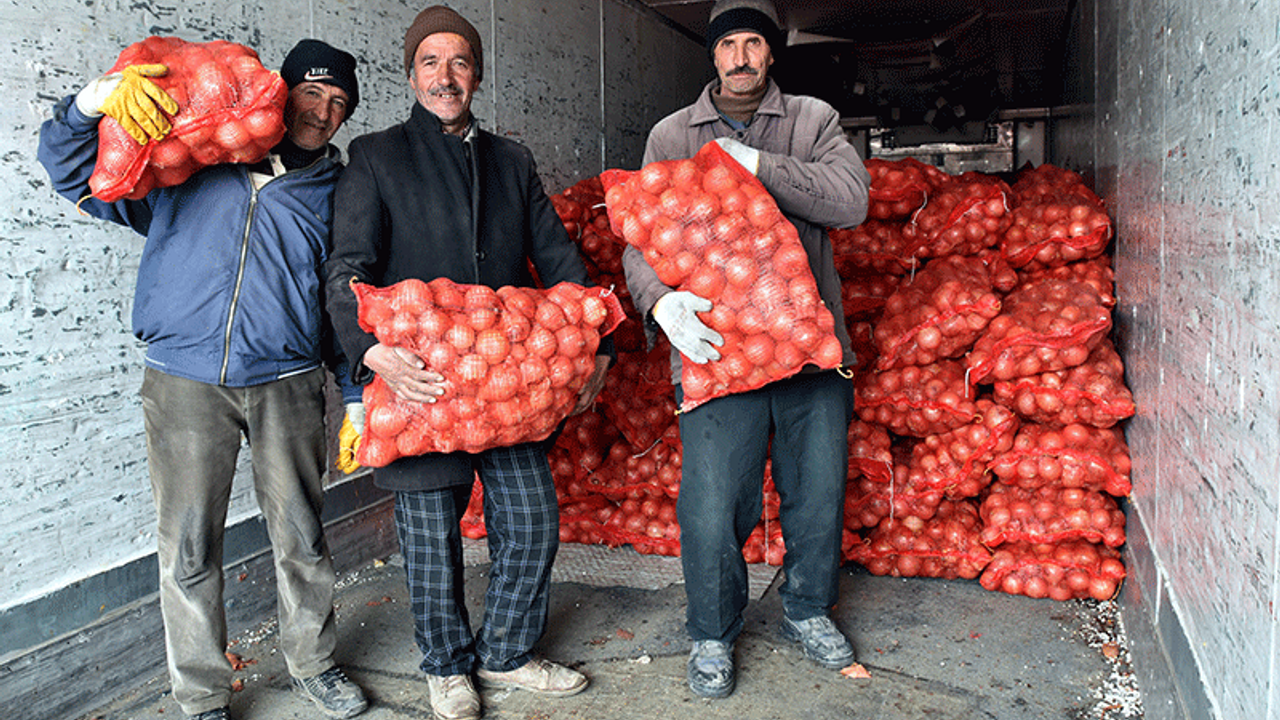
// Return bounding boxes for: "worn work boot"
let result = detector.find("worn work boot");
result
[686,639,735,698]
[476,657,588,697]
[292,666,368,718]
[187,708,230,720]
[425,673,481,720]
[780,615,857,669]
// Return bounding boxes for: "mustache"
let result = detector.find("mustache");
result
[429,84,463,96]
[727,65,757,76]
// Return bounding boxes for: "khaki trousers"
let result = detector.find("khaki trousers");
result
[140,367,336,715]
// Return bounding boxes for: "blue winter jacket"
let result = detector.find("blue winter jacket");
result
[38,95,348,389]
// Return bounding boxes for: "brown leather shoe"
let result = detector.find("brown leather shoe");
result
[476,658,588,697]
[425,674,480,720]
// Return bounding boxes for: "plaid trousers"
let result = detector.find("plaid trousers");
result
[394,442,560,676]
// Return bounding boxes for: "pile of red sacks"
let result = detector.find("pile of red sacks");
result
[456,161,1134,598]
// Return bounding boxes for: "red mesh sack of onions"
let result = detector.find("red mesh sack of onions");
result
[848,419,893,484]
[864,157,941,220]
[586,426,682,501]
[90,37,287,202]
[841,272,902,321]
[844,458,947,530]
[846,499,992,579]
[558,495,616,545]
[855,359,979,437]
[873,255,1003,371]
[352,278,625,465]
[829,220,923,276]
[979,540,1125,601]
[1000,192,1113,270]
[992,339,1136,428]
[548,409,620,498]
[598,342,678,449]
[460,479,486,539]
[601,140,843,412]
[1010,163,1100,206]
[597,495,681,556]
[979,483,1126,548]
[743,520,787,565]
[907,172,1012,258]
[905,399,1020,500]
[989,423,1133,496]
[1019,256,1115,308]
[965,278,1112,383]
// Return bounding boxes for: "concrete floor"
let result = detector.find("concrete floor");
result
[83,542,1145,720]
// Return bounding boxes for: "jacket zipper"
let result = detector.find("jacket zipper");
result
[220,181,259,385]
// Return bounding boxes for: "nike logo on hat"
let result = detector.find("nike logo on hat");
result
[304,68,333,81]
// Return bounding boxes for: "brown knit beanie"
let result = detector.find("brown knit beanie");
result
[403,5,483,81]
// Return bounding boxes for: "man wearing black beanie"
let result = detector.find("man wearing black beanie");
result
[622,0,871,700]
[37,38,367,720]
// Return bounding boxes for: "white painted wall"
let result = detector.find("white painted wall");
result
[1,0,706,619]
[1085,2,1280,719]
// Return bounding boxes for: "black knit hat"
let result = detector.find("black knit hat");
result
[281,39,360,115]
[705,0,783,60]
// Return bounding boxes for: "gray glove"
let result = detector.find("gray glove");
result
[652,291,723,364]
[715,137,761,175]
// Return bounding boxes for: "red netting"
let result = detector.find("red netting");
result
[840,272,901,321]
[595,495,682,556]
[1019,256,1116,308]
[597,342,678,448]
[848,419,893,484]
[855,359,979,438]
[992,339,1136,428]
[907,172,1013,258]
[873,255,1002,370]
[600,140,842,412]
[979,540,1125,601]
[845,499,992,579]
[965,278,1112,383]
[979,483,1127,548]
[864,157,941,220]
[829,220,922,276]
[353,278,625,464]
[904,399,1020,499]
[988,423,1133,496]
[90,37,287,202]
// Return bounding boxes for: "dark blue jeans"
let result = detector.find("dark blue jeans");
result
[676,370,853,644]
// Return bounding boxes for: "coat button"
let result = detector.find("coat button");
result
[476,250,486,261]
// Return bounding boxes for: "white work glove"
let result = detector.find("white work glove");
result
[345,402,366,435]
[652,291,723,364]
[715,137,760,175]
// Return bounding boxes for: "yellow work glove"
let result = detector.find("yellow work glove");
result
[77,64,179,145]
[336,403,364,474]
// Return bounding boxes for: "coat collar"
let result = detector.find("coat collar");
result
[687,77,785,127]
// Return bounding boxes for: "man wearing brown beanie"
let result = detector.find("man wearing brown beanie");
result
[621,0,870,700]
[325,6,607,720]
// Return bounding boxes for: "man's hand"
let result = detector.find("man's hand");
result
[77,64,179,145]
[362,344,446,403]
[715,137,760,175]
[651,291,723,364]
[570,354,612,416]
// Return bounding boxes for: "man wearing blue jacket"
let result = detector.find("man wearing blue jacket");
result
[37,39,367,720]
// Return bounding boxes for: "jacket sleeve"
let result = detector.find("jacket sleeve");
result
[36,95,154,233]
[755,99,870,230]
[324,136,386,384]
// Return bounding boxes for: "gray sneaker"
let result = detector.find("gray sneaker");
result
[293,666,369,718]
[188,708,230,720]
[780,615,856,669]
[687,639,735,698]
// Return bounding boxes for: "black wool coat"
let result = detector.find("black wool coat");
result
[325,102,599,491]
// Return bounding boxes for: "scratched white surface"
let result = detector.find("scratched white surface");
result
[0,0,705,617]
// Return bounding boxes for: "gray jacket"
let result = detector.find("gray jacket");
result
[621,78,870,380]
